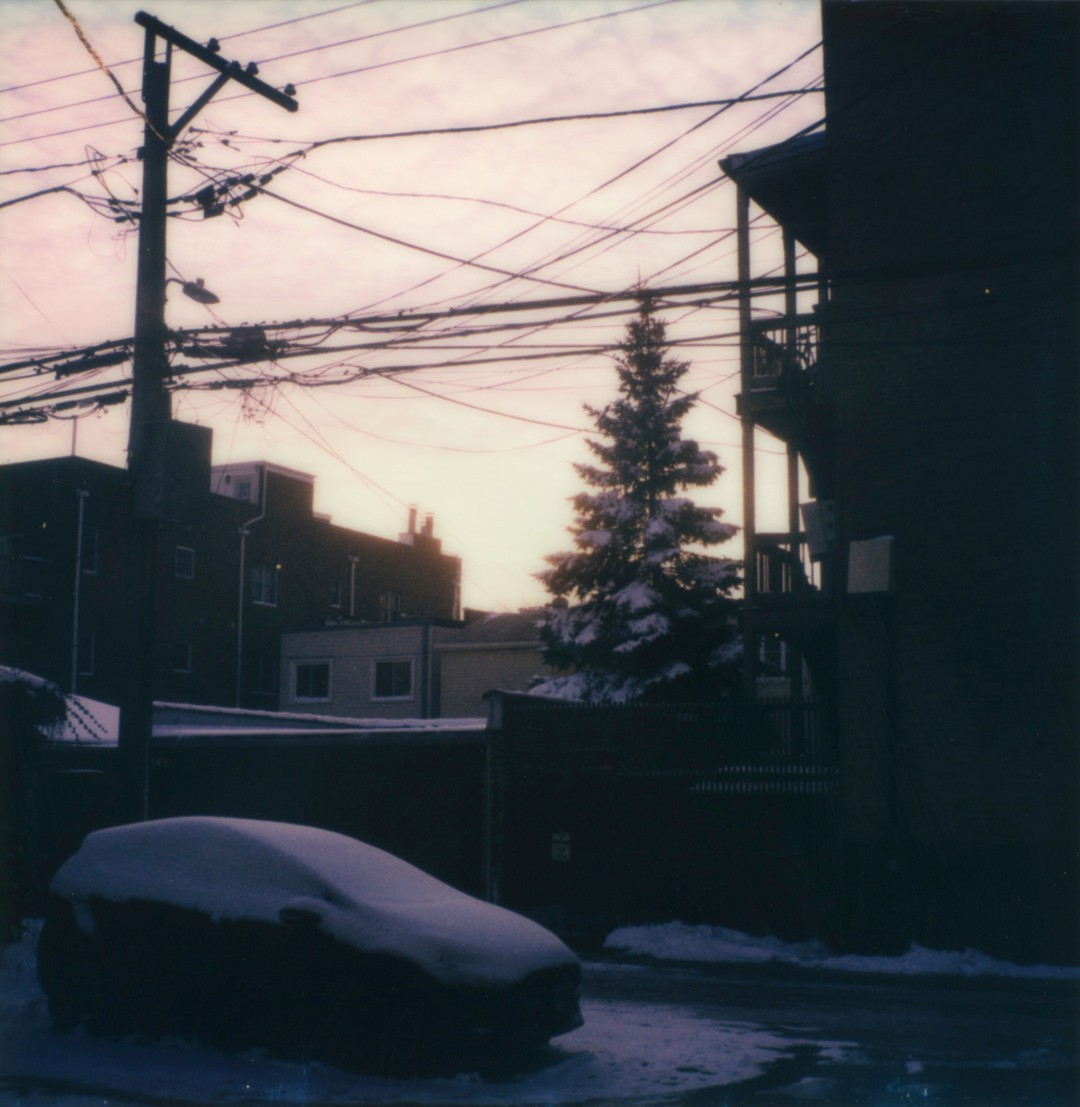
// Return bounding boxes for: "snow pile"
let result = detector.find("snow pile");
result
[604,922,1080,980]
[53,817,576,989]
[0,919,49,1034]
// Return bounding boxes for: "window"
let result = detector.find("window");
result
[169,641,192,674]
[235,477,253,503]
[759,634,786,674]
[373,659,413,701]
[251,561,278,606]
[377,589,402,622]
[328,578,343,609]
[292,660,331,702]
[175,545,195,579]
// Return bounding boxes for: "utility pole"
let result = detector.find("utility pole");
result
[119,12,297,822]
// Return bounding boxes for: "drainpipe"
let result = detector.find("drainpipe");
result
[421,620,434,718]
[235,483,267,708]
[70,487,89,693]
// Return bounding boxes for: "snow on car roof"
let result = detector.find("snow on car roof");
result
[51,817,575,989]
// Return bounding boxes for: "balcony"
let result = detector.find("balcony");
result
[736,313,832,494]
[751,533,832,631]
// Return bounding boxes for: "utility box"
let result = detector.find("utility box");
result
[847,536,895,594]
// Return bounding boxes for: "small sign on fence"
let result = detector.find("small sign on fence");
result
[551,831,571,862]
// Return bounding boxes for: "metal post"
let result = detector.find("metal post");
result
[737,186,757,706]
[783,227,805,754]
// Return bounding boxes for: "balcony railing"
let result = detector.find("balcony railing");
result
[748,312,820,391]
[753,533,818,596]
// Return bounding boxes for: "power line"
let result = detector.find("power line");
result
[0,1,377,96]
[0,0,527,127]
[0,0,693,143]
[252,184,604,295]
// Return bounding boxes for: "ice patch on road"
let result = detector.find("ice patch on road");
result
[604,922,1080,979]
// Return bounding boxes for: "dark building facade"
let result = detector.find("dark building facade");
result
[722,1,1078,957]
[0,456,461,712]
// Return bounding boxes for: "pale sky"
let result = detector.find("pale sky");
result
[0,0,822,612]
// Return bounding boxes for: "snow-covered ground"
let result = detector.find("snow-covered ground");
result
[603,922,1080,981]
[1,920,842,1105]
[3,919,1075,1105]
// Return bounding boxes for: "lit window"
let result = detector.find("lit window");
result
[373,659,412,701]
[293,661,330,702]
[175,546,195,579]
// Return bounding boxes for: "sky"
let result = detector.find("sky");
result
[0,0,823,613]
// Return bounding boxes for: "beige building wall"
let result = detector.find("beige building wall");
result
[436,643,552,718]
[281,624,427,719]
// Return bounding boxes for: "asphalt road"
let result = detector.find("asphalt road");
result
[581,955,1080,1105]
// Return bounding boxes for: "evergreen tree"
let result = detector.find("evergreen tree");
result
[536,298,741,703]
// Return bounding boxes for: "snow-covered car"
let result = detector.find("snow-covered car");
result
[37,817,583,1073]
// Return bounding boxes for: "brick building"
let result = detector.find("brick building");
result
[0,456,461,711]
[722,1,1078,956]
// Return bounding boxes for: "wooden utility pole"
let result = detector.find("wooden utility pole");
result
[119,12,297,821]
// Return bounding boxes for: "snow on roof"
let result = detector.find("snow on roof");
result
[154,701,485,731]
[55,695,120,743]
[53,817,575,989]
[46,699,486,747]
[433,610,545,646]
[0,665,62,697]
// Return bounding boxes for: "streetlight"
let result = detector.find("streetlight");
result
[165,276,220,305]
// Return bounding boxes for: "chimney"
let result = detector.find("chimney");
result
[399,504,420,546]
[421,513,434,538]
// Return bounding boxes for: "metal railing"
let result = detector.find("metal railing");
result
[748,313,820,390]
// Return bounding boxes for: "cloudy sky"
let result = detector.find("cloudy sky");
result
[0,0,822,612]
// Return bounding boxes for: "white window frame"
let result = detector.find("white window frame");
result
[291,659,332,703]
[175,545,195,580]
[371,658,414,702]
